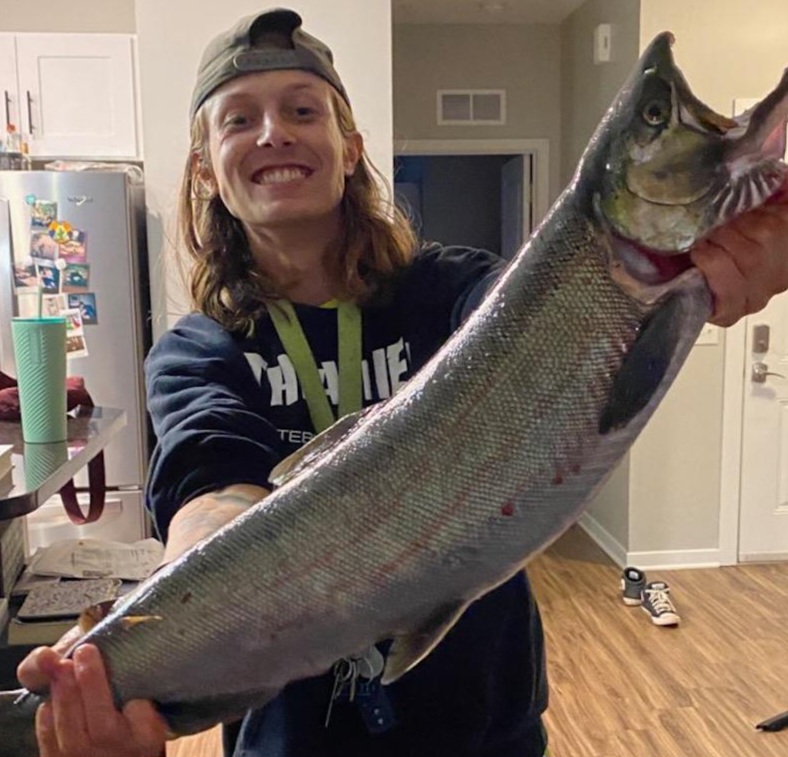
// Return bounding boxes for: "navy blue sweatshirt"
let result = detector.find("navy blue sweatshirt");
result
[144,244,548,757]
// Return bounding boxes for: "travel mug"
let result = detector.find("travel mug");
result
[11,317,68,443]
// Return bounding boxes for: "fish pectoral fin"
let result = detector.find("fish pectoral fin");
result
[269,406,378,488]
[599,293,684,435]
[77,600,117,634]
[119,615,164,629]
[381,600,470,685]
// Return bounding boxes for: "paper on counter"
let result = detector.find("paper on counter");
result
[29,538,165,581]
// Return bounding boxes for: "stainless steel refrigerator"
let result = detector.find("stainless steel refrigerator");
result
[0,170,152,548]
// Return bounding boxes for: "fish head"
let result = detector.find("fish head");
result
[582,32,788,285]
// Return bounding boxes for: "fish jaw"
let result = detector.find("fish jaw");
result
[586,33,788,258]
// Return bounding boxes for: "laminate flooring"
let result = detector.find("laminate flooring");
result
[167,526,788,757]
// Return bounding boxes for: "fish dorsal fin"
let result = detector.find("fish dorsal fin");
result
[381,600,470,685]
[599,294,683,434]
[269,406,377,488]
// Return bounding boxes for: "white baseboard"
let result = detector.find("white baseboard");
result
[738,551,788,563]
[578,513,627,567]
[578,514,722,570]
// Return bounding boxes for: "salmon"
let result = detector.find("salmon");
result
[0,32,786,755]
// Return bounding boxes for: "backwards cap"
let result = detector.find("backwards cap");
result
[190,7,350,118]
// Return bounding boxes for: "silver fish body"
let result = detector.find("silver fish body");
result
[1,32,786,753]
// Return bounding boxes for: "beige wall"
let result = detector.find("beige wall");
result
[393,24,562,202]
[626,0,788,559]
[559,0,640,550]
[559,0,641,187]
[0,0,135,32]
[135,0,394,338]
[574,0,788,564]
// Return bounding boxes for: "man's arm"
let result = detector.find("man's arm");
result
[162,483,270,564]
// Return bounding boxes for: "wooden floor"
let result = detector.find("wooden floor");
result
[167,526,788,757]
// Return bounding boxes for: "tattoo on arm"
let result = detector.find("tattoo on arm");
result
[164,485,269,562]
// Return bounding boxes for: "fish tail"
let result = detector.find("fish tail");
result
[0,688,42,757]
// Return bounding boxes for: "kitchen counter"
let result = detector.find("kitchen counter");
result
[0,406,126,521]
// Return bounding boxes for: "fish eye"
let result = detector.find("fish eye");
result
[642,100,670,127]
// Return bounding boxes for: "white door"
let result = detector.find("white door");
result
[734,96,788,561]
[0,34,20,134]
[14,33,137,158]
[738,294,788,561]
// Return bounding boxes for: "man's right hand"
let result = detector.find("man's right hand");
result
[20,642,167,757]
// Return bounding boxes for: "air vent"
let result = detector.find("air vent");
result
[437,89,506,126]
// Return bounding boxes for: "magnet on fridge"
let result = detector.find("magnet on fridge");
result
[31,200,57,228]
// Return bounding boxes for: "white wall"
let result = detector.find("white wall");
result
[134,0,394,339]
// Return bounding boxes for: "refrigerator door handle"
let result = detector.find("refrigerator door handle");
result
[3,90,10,129]
[26,90,34,135]
[0,200,15,374]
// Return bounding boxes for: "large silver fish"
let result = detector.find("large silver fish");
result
[1,33,787,755]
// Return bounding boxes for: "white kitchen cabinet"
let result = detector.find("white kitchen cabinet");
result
[0,35,20,137]
[1,33,138,159]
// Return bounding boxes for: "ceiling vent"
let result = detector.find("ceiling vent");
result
[437,89,506,126]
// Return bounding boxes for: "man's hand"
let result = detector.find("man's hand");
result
[22,644,167,757]
[691,177,788,327]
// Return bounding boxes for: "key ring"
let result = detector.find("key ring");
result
[333,658,354,683]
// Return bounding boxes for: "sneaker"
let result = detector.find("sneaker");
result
[620,566,646,606]
[641,581,680,626]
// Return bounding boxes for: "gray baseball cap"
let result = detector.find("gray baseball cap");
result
[190,8,350,118]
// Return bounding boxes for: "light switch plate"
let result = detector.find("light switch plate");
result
[695,323,720,346]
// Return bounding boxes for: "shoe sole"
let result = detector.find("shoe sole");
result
[641,606,680,626]
[622,596,642,606]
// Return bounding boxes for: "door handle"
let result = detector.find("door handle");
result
[3,90,10,129]
[752,362,786,383]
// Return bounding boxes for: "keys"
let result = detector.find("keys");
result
[324,645,386,727]
[325,658,355,727]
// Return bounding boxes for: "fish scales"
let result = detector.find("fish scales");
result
[1,32,787,754]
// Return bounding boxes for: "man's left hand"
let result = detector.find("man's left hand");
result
[691,177,788,327]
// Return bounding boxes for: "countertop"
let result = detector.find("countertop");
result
[0,406,126,521]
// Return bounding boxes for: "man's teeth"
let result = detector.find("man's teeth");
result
[254,167,308,184]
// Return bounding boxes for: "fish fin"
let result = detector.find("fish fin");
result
[269,406,377,488]
[0,689,42,757]
[157,686,280,737]
[77,599,116,634]
[381,600,469,685]
[599,294,683,434]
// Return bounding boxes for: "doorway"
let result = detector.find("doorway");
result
[393,138,550,260]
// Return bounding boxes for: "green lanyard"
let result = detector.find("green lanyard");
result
[267,299,362,433]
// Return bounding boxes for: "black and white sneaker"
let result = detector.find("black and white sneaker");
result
[641,581,680,626]
[620,566,646,606]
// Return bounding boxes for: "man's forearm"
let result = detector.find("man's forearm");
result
[162,483,270,564]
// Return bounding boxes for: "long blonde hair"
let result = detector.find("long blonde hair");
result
[177,89,417,333]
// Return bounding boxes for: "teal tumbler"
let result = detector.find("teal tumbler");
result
[11,317,68,443]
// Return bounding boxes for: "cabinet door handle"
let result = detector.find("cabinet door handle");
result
[26,90,34,134]
[3,90,10,128]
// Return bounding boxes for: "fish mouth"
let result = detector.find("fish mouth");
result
[599,37,788,262]
[611,233,695,285]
